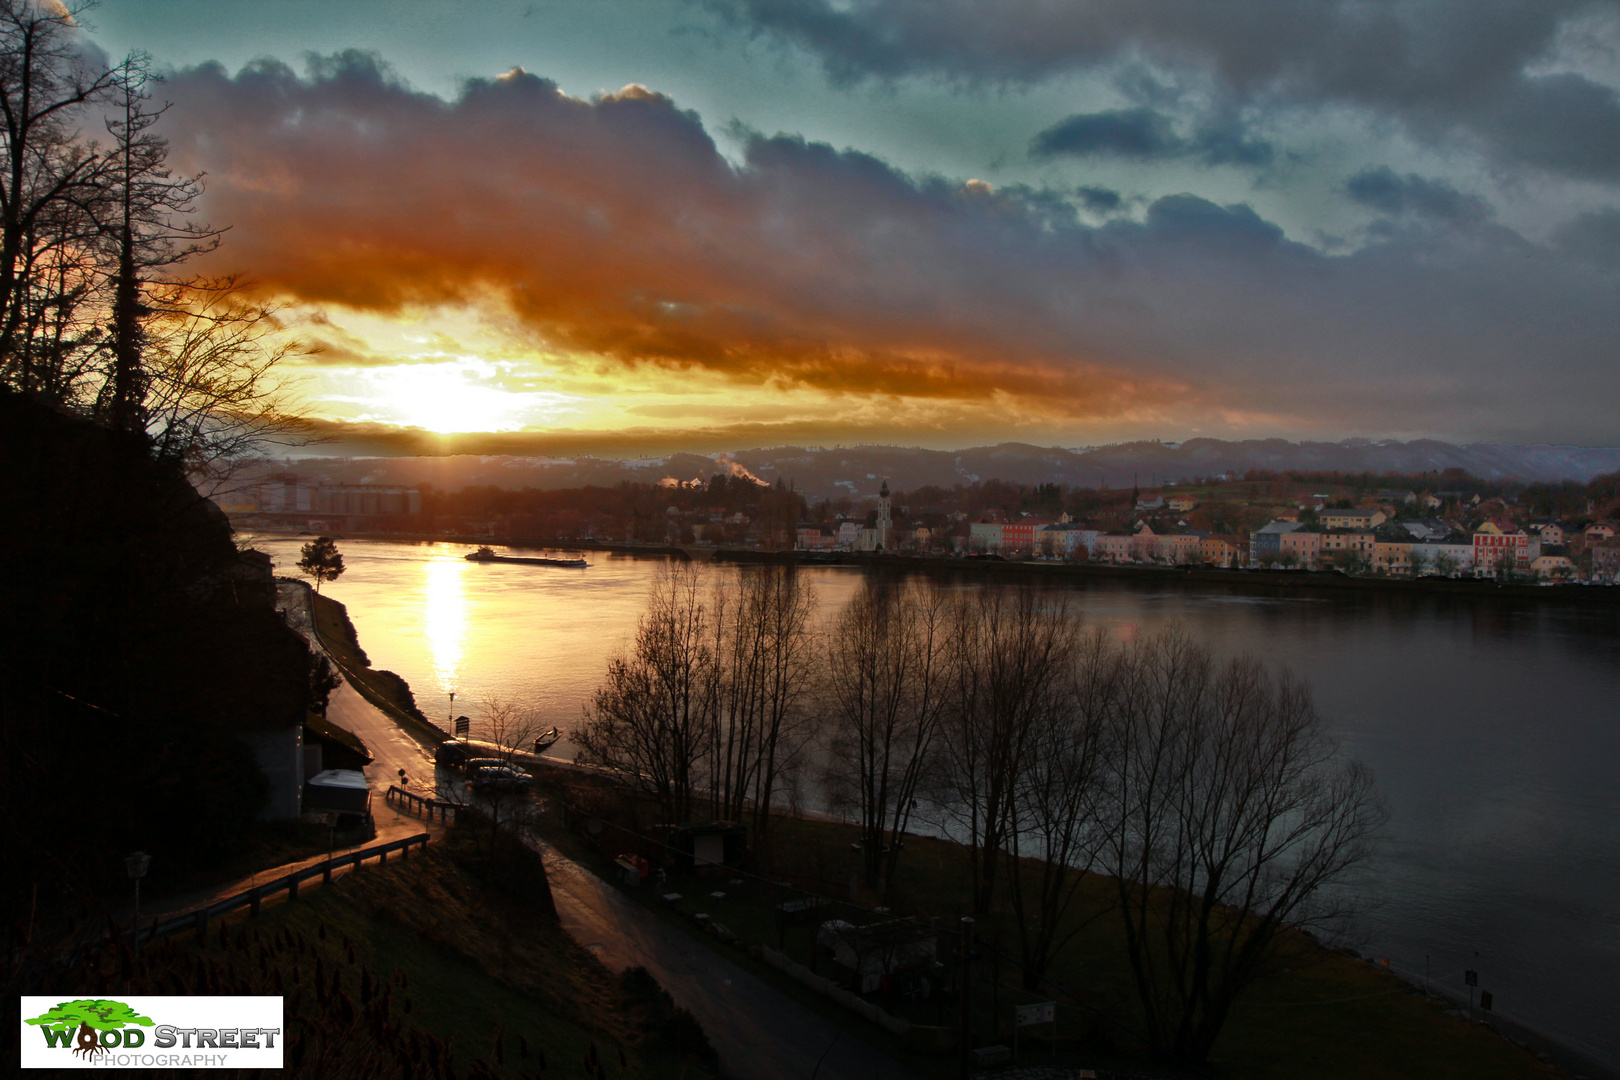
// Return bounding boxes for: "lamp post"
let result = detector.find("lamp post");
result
[124,851,150,953]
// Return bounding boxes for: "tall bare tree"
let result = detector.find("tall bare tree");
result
[932,584,1080,916]
[1004,625,1116,987]
[1102,627,1384,1064]
[820,577,951,893]
[0,0,120,395]
[733,565,817,850]
[96,52,218,434]
[575,560,716,825]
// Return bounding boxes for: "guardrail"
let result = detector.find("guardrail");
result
[134,833,431,948]
[386,785,467,822]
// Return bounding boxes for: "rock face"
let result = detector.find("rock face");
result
[263,437,1620,501]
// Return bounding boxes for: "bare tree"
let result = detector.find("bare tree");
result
[0,0,121,395]
[1102,627,1384,1064]
[139,276,314,490]
[726,565,817,851]
[1004,625,1116,987]
[96,53,218,434]
[820,577,951,894]
[466,697,551,851]
[932,584,1080,916]
[575,561,716,825]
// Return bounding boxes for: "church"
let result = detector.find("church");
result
[857,480,893,552]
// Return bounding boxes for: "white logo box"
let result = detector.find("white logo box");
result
[20,996,284,1070]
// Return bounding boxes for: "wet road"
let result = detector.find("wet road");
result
[283,584,917,1079]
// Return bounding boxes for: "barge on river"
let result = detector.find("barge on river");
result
[465,546,588,568]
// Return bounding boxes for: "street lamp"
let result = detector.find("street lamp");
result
[124,851,150,953]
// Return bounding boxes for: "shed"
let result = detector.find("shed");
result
[817,919,938,993]
[670,822,747,871]
[304,769,372,815]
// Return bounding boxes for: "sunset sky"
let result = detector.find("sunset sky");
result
[89,0,1620,453]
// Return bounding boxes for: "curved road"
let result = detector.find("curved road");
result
[281,584,918,1080]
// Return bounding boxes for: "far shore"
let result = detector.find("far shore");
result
[255,527,1620,607]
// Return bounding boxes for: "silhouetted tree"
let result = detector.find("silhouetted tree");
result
[298,536,345,592]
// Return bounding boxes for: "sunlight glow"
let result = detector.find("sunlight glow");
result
[424,556,468,695]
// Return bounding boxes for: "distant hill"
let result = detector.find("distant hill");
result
[266,438,1620,500]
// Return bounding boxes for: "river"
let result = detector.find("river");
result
[258,536,1620,1069]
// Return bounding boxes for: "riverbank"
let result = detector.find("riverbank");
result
[273,539,1619,1076]
[287,529,1619,607]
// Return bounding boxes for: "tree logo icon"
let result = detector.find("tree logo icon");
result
[25,999,155,1060]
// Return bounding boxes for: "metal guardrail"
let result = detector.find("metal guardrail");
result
[134,832,431,947]
[386,785,467,822]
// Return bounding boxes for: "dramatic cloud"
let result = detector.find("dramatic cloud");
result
[1345,167,1492,224]
[706,0,1620,180]
[1031,107,1273,167]
[161,53,1620,443]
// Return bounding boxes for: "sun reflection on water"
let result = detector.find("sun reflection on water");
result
[424,555,469,695]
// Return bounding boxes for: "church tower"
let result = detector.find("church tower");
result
[876,479,892,550]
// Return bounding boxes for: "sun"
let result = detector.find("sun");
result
[341,358,583,433]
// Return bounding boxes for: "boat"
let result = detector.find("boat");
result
[464,546,587,568]
[533,728,561,753]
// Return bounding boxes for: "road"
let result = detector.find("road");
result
[283,586,919,1079]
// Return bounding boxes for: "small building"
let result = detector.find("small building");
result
[817,919,938,995]
[671,822,747,872]
[1319,508,1387,530]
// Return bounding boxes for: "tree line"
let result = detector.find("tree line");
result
[573,565,1384,1064]
[0,0,301,485]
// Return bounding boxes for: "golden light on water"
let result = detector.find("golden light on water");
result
[424,556,469,695]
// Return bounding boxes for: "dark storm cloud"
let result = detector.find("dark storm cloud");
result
[1076,186,1123,213]
[1031,107,1274,167]
[1345,167,1492,224]
[1031,107,1179,160]
[158,53,1620,440]
[706,0,1620,179]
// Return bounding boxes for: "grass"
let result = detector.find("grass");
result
[532,778,1559,1080]
[21,821,717,1079]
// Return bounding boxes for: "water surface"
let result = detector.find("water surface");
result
[260,537,1620,1068]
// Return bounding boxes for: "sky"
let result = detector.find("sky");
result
[85,0,1620,453]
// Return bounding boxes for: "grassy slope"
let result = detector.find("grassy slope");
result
[538,788,1556,1080]
[27,825,716,1079]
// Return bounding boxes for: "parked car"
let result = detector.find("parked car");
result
[469,764,531,790]
[460,757,508,773]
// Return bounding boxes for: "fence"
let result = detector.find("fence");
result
[386,784,467,822]
[133,833,431,949]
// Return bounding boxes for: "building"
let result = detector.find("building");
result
[1199,534,1246,567]
[1531,547,1576,581]
[1591,543,1620,581]
[1001,516,1057,556]
[1094,533,1136,563]
[1410,539,1475,576]
[1251,520,1303,565]
[1319,508,1387,530]
[873,480,893,551]
[1319,528,1377,566]
[1167,495,1198,512]
[795,526,835,550]
[1473,521,1531,576]
[1371,536,1414,575]
[968,520,1003,553]
[1279,528,1323,568]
